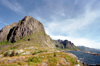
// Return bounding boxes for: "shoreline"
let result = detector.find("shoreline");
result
[83,51,100,56]
[66,51,100,66]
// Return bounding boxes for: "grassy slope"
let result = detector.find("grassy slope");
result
[0,30,54,52]
[0,40,82,66]
[0,51,82,66]
[0,31,82,66]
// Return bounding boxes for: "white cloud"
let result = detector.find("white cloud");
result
[0,21,8,25]
[1,0,24,13]
[45,9,100,36]
[43,3,100,49]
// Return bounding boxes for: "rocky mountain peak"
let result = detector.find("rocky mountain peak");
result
[0,16,55,48]
[22,16,33,22]
[7,16,45,42]
[54,39,80,50]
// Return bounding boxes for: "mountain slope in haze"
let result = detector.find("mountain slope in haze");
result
[77,46,100,53]
[0,16,55,50]
[54,39,80,50]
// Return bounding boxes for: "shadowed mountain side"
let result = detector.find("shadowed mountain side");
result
[54,39,81,50]
[0,23,17,42]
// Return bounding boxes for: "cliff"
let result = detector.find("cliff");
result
[0,23,17,42]
[54,39,80,50]
[0,16,55,48]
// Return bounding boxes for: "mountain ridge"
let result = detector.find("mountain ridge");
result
[77,46,100,52]
[54,39,80,50]
[0,16,55,49]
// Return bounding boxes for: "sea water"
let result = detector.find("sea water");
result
[68,51,100,65]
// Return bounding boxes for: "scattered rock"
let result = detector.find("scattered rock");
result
[16,57,23,61]
[25,51,31,55]
[15,49,24,54]
[7,59,17,63]
[67,53,77,58]
[75,64,80,66]
[0,55,3,58]
[58,58,70,65]
[38,62,48,66]
[22,51,31,55]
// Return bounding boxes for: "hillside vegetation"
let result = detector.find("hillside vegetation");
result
[0,16,82,66]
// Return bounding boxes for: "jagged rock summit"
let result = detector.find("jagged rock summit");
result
[54,39,80,50]
[0,16,55,48]
[7,16,45,42]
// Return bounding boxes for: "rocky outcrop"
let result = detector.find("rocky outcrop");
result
[7,16,45,42]
[0,16,55,48]
[0,23,17,42]
[54,39,80,50]
[63,40,75,48]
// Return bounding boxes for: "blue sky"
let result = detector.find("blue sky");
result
[0,0,100,49]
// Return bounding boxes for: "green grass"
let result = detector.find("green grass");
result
[32,50,47,55]
[64,55,78,66]
[10,47,16,50]
[28,56,41,63]
[48,57,58,66]
[0,40,8,45]
[32,51,38,55]
[0,51,81,66]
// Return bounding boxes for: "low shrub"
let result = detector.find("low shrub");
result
[54,52,57,57]
[28,57,41,63]
[10,50,15,57]
[32,51,38,55]
[4,52,9,57]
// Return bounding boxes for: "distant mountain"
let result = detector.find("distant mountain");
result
[0,16,55,50]
[54,39,80,50]
[77,46,100,53]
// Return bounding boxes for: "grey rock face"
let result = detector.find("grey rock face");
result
[7,16,45,42]
[0,23,17,42]
[63,40,75,48]
[54,39,80,50]
[0,16,55,48]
